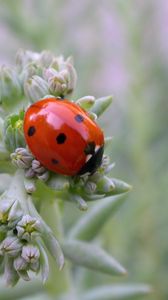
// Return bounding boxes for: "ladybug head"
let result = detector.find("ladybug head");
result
[78,145,104,176]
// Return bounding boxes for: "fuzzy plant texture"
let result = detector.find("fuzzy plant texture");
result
[0,50,151,300]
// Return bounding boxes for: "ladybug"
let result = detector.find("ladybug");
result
[24,97,104,176]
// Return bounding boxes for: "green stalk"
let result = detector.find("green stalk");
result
[39,190,75,298]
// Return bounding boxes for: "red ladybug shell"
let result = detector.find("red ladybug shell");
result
[24,97,104,176]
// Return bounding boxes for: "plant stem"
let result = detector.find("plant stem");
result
[7,169,30,213]
[40,194,75,298]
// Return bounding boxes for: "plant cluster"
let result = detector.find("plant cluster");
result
[0,50,150,299]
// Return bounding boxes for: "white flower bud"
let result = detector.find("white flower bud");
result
[16,214,41,242]
[14,256,27,271]
[38,51,54,68]
[96,176,115,193]
[11,147,34,169]
[25,167,35,178]
[0,66,22,110]
[76,96,95,110]
[31,159,46,174]
[16,49,40,71]
[0,198,22,230]
[22,244,40,264]
[0,236,22,257]
[24,75,49,103]
[84,181,97,194]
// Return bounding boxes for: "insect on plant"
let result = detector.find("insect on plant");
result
[0,49,151,300]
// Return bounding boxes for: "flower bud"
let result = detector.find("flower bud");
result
[43,67,58,81]
[16,214,41,242]
[37,171,50,182]
[0,65,23,111]
[96,176,115,194]
[24,75,49,103]
[76,96,95,110]
[4,111,26,152]
[19,63,41,84]
[84,181,97,194]
[14,255,27,271]
[47,70,67,97]
[31,159,49,182]
[0,236,22,257]
[22,244,40,264]
[25,167,35,178]
[0,197,22,230]
[88,112,97,121]
[45,58,77,97]
[65,63,77,93]
[31,159,46,174]
[99,155,110,171]
[69,194,88,211]
[16,49,40,71]
[11,147,33,169]
[24,177,36,194]
[50,55,64,70]
[38,51,54,68]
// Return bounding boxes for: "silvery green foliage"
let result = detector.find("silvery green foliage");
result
[0,49,150,300]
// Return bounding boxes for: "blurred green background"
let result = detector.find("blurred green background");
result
[0,0,168,299]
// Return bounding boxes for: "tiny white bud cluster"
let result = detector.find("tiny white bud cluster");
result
[11,148,49,183]
[0,192,49,285]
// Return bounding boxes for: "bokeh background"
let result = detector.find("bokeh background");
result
[0,0,168,299]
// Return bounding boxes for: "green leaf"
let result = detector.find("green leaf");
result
[0,161,15,174]
[4,256,19,287]
[105,178,132,196]
[90,96,113,117]
[42,231,64,271]
[37,240,49,283]
[27,196,64,270]
[61,240,126,276]
[0,145,10,160]
[80,284,152,300]
[0,280,44,300]
[68,195,127,241]
[76,96,95,110]
[69,194,88,211]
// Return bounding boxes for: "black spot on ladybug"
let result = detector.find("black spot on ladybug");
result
[78,145,104,175]
[28,126,36,136]
[84,141,96,155]
[75,114,84,123]
[56,133,67,144]
[52,158,59,164]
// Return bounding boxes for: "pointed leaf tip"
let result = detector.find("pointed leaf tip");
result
[90,95,113,117]
[105,178,132,196]
[62,240,127,276]
[69,194,88,211]
[43,232,64,270]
